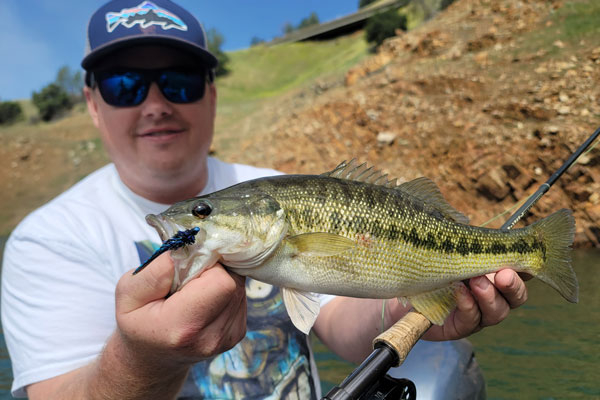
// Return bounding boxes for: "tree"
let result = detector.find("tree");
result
[32,83,72,121]
[365,9,407,48]
[206,28,230,77]
[297,12,319,29]
[283,22,295,35]
[0,100,23,125]
[55,65,84,102]
[359,0,378,8]
[250,37,265,47]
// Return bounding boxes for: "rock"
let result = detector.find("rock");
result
[565,181,592,202]
[377,131,397,146]
[476,166,511,201]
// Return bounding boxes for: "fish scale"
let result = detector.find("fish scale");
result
[257,176,532,290]
[146,160,578,333]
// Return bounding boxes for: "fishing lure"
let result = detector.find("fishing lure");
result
[133,227,201,275]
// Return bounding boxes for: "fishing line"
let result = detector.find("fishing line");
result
[480,131,600,228]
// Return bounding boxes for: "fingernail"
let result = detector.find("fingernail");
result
[474,277,490,290]
[507,271,516,287]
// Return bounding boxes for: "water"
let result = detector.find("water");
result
[315,250,600,399]
[0,248,598,398]
[467,250,600,399]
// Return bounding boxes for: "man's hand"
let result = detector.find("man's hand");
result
[413,269,528,341]
[27,254,247,400]
[116,253,248,365]
[315,268,529,363]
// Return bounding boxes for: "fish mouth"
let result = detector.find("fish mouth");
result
[146,213,201,243]
[145,214,205,262]
[145,214,172,242]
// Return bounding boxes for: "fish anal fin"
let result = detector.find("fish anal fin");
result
[398,177,469,224]
[282,288,321,334]
[405,283,462,325]
[287,232,355,257]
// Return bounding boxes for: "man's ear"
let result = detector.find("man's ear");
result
[84,86,100,128]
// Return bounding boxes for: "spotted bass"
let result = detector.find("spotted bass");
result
[146,160,578,334]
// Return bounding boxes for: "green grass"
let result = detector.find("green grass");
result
[558,0,600,41]
[511,0,600,58]
[213,33,369,153]
[217,34,369,103]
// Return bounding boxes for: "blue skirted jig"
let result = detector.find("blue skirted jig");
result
[133,227,201,275]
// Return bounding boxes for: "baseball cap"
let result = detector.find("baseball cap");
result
[82,0,218,70]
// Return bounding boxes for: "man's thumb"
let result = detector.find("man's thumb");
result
[116,253,175,313]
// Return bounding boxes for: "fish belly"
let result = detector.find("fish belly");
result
[242,229,542,299]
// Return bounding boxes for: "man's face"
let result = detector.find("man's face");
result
[84,44,216,200]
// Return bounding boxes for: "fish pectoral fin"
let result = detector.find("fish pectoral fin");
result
[282,288,321,335]
[286,232,355,257]
[405,283,462,325]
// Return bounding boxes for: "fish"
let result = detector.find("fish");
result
[145,160,578,334]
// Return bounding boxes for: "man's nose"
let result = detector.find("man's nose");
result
[140,83,174,118]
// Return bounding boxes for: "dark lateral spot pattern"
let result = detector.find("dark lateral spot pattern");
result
[264,175,546,258]
[394,224,545,257]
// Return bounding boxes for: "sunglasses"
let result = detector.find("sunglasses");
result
[89,67,211,107]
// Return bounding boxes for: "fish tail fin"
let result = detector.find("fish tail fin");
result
[530,209,578,303]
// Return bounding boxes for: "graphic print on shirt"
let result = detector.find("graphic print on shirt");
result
[135,240,318,399]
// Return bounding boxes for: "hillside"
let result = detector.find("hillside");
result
[223,0,600,247]
[2,0,600,249]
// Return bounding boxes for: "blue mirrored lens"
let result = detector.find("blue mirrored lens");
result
[98,72,148,106]
[158,70,205,103]
[95,69,206,107]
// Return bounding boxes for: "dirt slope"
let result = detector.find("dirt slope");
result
[225,0,600,247]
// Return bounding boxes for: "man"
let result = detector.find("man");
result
[1,0,528,398]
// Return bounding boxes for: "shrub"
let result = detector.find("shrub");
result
[0,101,23,125]
[365,9,407,48]
[206,28,230,78]
[359,0,378,8]
[32,83,72,122]
[55,66,84,103]
[441,0,456,10]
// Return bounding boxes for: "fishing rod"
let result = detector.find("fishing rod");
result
[322,125,600,400]
[501,125,600,229]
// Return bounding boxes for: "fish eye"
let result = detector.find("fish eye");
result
[192,202,212,219]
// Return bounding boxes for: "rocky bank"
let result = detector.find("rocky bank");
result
[227,0,600,247]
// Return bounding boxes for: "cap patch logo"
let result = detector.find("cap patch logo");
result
[105,1,188,33]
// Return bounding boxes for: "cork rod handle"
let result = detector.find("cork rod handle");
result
[372,310,432,367]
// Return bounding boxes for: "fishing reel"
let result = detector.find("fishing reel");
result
[324,374,416,400]
[358,375,416,400]
[321,343,417,400]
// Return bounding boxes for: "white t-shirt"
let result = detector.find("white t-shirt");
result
[1,158,324,398]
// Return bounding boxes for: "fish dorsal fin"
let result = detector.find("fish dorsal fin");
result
[287,232,355,257]
[404,283,463,325]
[398,177,469,224]
[322,159,397,188]
[282,288,321,334]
